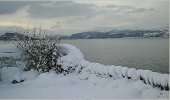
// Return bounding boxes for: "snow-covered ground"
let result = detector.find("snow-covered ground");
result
[0,44,169,99]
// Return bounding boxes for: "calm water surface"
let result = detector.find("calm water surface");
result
[62,38,169,73]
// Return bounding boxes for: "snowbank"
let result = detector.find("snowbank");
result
[0,67,38,83]
[0,66,169,99]
[58,44,89,72]
[81,63,169,90]
[0,67,169,99]
[0,43,169,99]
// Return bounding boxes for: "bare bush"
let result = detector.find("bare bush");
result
[17,26,66,73]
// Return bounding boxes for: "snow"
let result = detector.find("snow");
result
[121,67,128,77]
[0,68,169,99]
[127,68,138,80]
[0,52,19,58]
[0,43,169,99]
[0,67,38,83]
[0,67,22,83]
[58,44,85,71]
[0,44,19,53]
[0,44,20,58]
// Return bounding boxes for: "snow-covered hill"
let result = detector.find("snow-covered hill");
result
[68,27,169,39]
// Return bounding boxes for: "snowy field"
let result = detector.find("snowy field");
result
[0,43,169,99]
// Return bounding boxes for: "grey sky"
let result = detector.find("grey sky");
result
[0,0,169,35]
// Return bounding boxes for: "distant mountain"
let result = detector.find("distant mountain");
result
[0,28,169,40]
[68,28,169,39]
[0,32,67,41]
[0,32,29,40]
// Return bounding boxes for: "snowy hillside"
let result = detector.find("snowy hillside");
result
[0,44,169,99]
[68,28,169,39]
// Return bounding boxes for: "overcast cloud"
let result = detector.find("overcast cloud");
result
[0,0,168,35]
[27,1,97,18]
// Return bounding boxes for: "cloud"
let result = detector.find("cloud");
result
[0,0,168,35]
[130,8,154,13]
[27,1,97,18]
[0,1,49,15]
[0,1,154,18]
[106,4,154,13]
[0,1,25,14]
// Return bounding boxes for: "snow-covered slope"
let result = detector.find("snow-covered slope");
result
[0,44,169,99]
[0,66,169,99]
